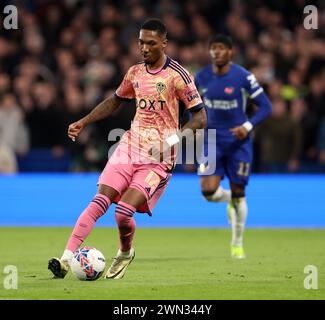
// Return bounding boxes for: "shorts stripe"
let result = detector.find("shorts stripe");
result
[157,175,169,188]
[151,174,170,198]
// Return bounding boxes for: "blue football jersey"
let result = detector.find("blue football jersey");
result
[195,63,269,141]
[195,62,272,182]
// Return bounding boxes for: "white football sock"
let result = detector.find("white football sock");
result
[206,186,231,203]
[61,249,74,265]
[230,197,248,247]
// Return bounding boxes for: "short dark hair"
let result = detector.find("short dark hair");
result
[209,34,233,49]
[141,18,167,37]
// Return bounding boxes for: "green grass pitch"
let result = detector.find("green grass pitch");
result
[0,228,324,300]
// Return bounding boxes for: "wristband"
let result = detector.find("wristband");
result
[166,134,180,147]
[242,121,253,132]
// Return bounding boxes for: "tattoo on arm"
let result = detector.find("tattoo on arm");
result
[82,95,122,125]
[181,108,207,133]
[174,108,207,144]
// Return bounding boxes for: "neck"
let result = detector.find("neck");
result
[147,54,166,70]
[213,62,231,75]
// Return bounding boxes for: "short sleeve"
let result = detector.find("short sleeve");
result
[115,67,136,100]
[243,72,264,99]
[175,73,203,110]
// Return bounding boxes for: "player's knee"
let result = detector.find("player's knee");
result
[231,189,245,198]
[230,183,245,198]
[202,189,221,202]
[202,190,214,201]
[98,184,119,202]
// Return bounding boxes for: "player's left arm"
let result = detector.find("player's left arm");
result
[176,72,207,130]
[168,74,207,145]
[149,73,207,160]
[230,73,272,140]
[230,92,272,139]
[149,107,206,161]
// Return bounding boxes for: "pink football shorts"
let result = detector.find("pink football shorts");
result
[98,143,171,215]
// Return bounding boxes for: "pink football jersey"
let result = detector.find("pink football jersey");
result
[115,57,203,169]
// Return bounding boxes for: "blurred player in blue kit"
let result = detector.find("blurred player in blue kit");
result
[195,35,272,258]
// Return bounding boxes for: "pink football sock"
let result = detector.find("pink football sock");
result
[66,194,111,252]
[115,201,136,252]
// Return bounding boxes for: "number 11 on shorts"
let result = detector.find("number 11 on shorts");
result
[237,162,250,177]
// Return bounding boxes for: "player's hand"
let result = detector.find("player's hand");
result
[230,126,249,140]
[148,141,170,162]
[68,120,86,141]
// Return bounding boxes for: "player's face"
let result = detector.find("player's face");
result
[209,42,232,67]
[139,29,167,64]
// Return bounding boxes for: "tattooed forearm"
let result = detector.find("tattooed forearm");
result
[81,95,122,125]
[181,108,207,133]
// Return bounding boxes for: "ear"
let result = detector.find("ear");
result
[229,48,234,59]
[162,38,168,49]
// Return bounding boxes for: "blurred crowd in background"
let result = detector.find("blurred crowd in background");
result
[0,0,325,173]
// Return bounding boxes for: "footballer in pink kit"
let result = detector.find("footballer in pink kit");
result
[48,19,206,280]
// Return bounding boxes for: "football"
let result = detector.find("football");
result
[70,247,106,281]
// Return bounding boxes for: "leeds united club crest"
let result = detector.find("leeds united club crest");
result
[156,82,166,94]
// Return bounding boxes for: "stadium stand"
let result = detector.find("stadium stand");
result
[0,0,324,173]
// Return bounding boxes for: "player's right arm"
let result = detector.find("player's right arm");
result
[68,67,136,141]
[68,94,122,141]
